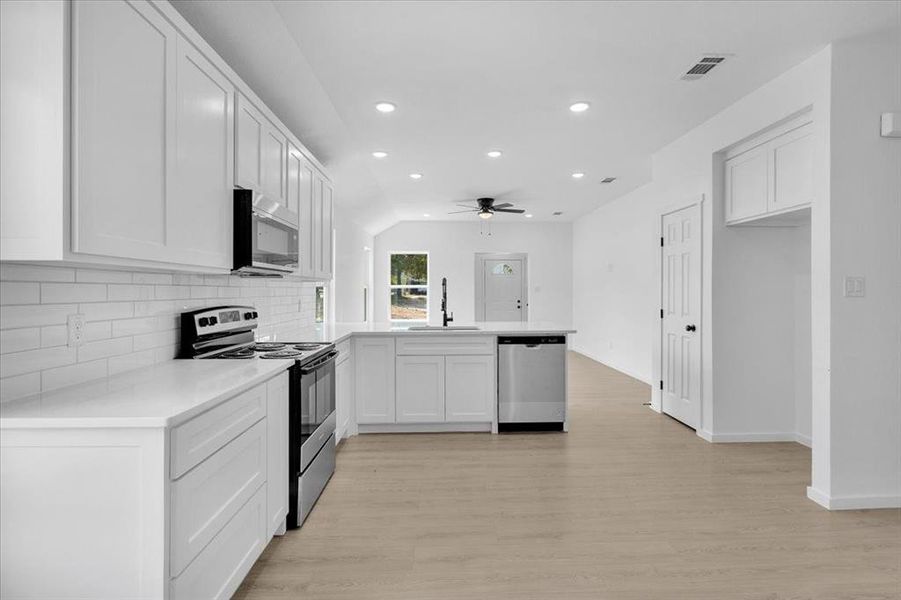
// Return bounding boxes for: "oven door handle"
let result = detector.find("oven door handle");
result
[300,350,339,374]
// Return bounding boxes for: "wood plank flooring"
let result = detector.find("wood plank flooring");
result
[235,351,901,599]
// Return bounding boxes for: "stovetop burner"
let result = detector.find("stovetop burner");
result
[260,349,306,359]
[293,343,327,351]
[253,342,286,352]
[218,347,256,359]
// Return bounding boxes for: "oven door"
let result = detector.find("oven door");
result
[299,351,338,472]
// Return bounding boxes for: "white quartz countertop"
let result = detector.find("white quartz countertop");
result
[258,322,576,345]
[0,358,293,429]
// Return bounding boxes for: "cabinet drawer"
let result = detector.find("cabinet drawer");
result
[170,419,267,576]
[170,485,267,600]
[396,335,494,356]
[170,383,267,479]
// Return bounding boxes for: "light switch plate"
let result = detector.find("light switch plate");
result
[843,276,866,298]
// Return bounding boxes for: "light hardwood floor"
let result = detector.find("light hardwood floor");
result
[236,351,901,600]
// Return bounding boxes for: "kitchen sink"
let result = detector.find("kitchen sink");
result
[407,325,481,331]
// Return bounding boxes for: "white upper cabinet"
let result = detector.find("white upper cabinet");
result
[72,0,176,262]
[294,151,317,279]
[319,181,335,280]
[724,116,813,225]
[0,0,333,273]
[171,37,234,269]
[235,94,263,192]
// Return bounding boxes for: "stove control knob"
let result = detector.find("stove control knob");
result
[198,317,209,327]
[252,311,258,319]
[208,316,218,325]
[244,312,253,320]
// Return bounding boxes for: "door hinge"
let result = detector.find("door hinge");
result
[660,237,664,247]
[659,380,664,390]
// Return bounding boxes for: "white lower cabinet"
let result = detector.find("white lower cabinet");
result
[266,372,289,536]
[445,355,496,422]
[335,340,354,439]
[354,337,396,424]
[396,355,446,423]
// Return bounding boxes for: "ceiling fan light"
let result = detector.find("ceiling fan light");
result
[478,210,493,220]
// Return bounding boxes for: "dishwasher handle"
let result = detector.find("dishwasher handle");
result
[498,335,566,345]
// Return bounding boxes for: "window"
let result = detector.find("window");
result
[389,252,428,321]
[492,263,514,275]
[315,285,325,323]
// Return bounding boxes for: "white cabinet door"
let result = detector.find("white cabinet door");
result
[266,372,288,537]
[396,355,445,423]
[291,148,317,278]
[319,181,334,280]
[354,337,396,424]
[171,36,233,269]
[260,122,287,207]
[336,355,353,440]
[235,93,263,191]
[724,144,768,224]
[312,174,323,278]
[769,123,813,214]
[445,355,495,422]
[285,142,303,217]
[72,0,176,262]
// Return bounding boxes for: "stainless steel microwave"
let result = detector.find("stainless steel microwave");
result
[233,188,299,277]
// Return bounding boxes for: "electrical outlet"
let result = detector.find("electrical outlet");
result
[67,313,86,347]
[843,276,866,298]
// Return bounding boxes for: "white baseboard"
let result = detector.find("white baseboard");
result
[568,349,651,385]
[358,422,492,434]
[700,431,811,446]
[807,486,901,510]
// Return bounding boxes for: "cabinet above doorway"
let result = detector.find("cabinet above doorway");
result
[723,112,814,226]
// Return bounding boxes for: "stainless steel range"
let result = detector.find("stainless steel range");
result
[179,305,337,529]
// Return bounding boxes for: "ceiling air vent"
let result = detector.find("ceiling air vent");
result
[600,177,617,184]
[681,55,729,81]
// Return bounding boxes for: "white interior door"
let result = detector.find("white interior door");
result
[482,259,525,321]
[661,205,701,429]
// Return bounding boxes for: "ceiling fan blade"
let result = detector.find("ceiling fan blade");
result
[492,202,513,209]
[455,203,478,209]
[493,208,526,214]
[448,209,480,214]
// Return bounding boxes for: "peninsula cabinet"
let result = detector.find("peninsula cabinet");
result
[0,0,333,275]
[724,115,813,225]
[354,336,397,424]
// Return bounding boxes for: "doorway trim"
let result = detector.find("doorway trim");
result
[474,253,529,322]
[652,196,705,430]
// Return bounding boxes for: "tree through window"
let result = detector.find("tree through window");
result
[390,253,428,321]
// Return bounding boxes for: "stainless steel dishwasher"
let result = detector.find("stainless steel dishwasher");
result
[497,335,566,431]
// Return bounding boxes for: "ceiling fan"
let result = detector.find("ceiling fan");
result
[448,197,526,219]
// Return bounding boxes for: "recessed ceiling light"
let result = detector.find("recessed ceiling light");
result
[486,150,503,158]
[569,102,590,113]
[409,173,423,180]
[375,102,396,113]
[571,172,585,179]
[525,213,533,218]
[553,211,563,216]
[422,213,430,217]
[371,151,388,159]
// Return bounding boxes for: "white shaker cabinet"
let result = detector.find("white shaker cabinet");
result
[319,181,335,280]
[72,0,177,263]
[266,372,289,537]
[235,93,264,192]
[724,117,813,225]
[335,339,355,440]
[354,337,397,424]
[261,122,288,208]
[294,149,318,278]
[445,354,496,422]
[396,355,446,423]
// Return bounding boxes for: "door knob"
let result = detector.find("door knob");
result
[685,324,696,332]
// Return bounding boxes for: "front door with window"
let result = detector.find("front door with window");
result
[479,257,526,322]
[661,204,701,429]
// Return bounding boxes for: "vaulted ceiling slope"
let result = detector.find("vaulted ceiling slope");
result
[173,1,898,232]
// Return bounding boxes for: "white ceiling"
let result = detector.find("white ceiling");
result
[172,0,898,232]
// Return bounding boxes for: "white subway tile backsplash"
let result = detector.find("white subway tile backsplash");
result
[0,345,76,379]
[0,328,41,354]
[0,282,40,305]
[0,265,317,401]
[0,264,75,282]
[0,304,77,329]
[41,282,107,304]
[41,359,108,392]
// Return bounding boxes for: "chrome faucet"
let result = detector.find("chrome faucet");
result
[441,277,453,327]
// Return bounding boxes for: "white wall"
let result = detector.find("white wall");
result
[374,221,573,325]
[333,206,374,323]
[818,29,901,507]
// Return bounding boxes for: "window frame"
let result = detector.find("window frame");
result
[388,251,429,322]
